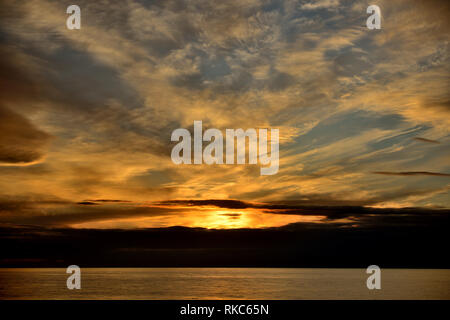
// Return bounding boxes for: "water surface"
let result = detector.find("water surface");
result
[0,268,448,299]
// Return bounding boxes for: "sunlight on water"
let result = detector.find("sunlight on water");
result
[0,268,448,300]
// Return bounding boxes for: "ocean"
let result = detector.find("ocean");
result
[0,268,448,300]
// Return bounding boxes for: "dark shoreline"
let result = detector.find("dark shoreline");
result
[1,221,448,268]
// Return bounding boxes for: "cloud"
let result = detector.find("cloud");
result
[157,199,252,209]
[372,171,450,177]
[76,201,98,205]
[155,198,450,221]
[0,197,184,227]
[301,0,340,11]
[0,106,51,165]
[0,46,52,165]
[413,137,440,144]
[3,194,449,229]
[84,199,132,203]
[0,0,449,222]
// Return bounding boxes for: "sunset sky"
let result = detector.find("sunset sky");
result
[0,0,449,231]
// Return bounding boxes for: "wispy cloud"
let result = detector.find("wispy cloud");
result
[413,137,440,144]
[373,171,450,177]
[0,0,449,228]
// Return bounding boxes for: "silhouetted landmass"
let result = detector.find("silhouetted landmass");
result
[1,208,448,268]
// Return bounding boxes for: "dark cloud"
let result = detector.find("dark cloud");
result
[76,199,135,206]
[264,206,450,221]
[76,201,99,205]
[332,50,373,78]
[0,198,182,227]
[0,46,52,164]
[3,196,449,228]
[157,199,252,209]
[0,46,41,106]
[0,104,53,164]
[218,213,242,220]
[0,197,72,215]
[372,171,450,177]
[413,137,440,144]
[156,198,450,221]
[219,213,241,217]
[267,70,295,92]
[85,199,132,203]
[272,188,450,208]
[171,72,204,90]
[419,99,450,115]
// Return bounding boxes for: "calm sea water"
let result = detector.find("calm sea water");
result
[0,268,448,300]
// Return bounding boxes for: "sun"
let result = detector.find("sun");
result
[205,210,249,229]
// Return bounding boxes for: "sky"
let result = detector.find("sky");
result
[0,0,449,231]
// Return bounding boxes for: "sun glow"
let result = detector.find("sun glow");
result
[69,205,325,230]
